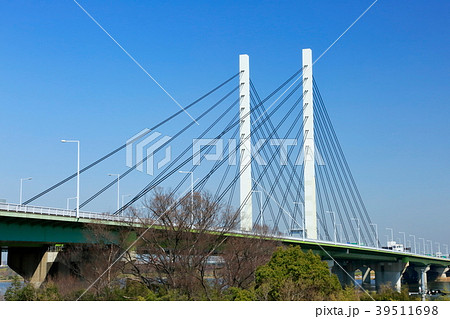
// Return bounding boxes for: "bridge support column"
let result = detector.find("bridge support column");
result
[362,266,372,285]
[329,261,357,288]
[424,265,447,285]
[239,54,252,232]
[302,48,317,239]
[418,265,430,301]
[435,266,449,281]
[0,246,7,266]
[374,260,408,292]
[7,246,58,288]
[325,260,334,273]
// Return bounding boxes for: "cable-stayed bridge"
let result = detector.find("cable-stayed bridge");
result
[1,50,448,297]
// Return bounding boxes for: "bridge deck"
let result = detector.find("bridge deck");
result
[0,203,448,267]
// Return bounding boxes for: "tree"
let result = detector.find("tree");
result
[254,246,342,300]
[4,276,61,301]
[126,188,239,300]
[55,222,131,299]
[220,236,278,290]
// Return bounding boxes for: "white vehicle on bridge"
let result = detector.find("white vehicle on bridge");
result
[385,241,404,252]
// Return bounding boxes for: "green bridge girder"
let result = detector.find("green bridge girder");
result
[1,209,449,268]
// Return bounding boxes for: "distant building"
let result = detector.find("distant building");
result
[383,241,405,252]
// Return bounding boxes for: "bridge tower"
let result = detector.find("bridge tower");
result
[239,54,252,231]
[302,49,317,239]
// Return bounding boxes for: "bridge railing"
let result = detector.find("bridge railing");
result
[1,203,448,261]
[0,202,129,222]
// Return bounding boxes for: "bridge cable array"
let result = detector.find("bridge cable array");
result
[22,65,377,246]
[313,79,376,245]
[116,68,306,215]
[80,85,240,209]
[22,72,241,206]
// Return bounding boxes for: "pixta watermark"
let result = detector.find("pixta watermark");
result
[126,130,324,176]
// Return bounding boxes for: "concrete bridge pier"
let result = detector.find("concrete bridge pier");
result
[361,266,372,285]
[327,261,375,289]
[0,246,7,266]
[433,266,449,281]
[328,260,357,288]
[373,260,409,292]
[417,265,430,301]
[7,246,59,288]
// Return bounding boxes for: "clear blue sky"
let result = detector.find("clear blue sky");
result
[0,1,449,247]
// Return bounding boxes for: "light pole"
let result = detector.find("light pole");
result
[419,238,425,255]
[370,223,379,248]
[351,218,360,246]
[336,223,343,243]
[436,242,441,256]
[108,174,120,211]
[179,171,194,214]
[66,197,76,210]
[19,177,32,205]
[326,211,336,243]
[399,232,406,250]
[302,203,305,240]
[293,202,305,240]
[253,190,263,230]
[61,139,80,218]
[386,227,394,242]
[427,240,433,256]
[122,194,131,209]
[410,234,417,254]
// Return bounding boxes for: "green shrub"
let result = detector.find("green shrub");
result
[254,246,342,300]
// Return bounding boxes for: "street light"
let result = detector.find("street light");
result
[409,234,417,254]
[419,238,425,255]
[66,197,77,210]
[108,174,120,211]
[427,240,433,256]
[351,218,360,246]
[370,223,379,248]
[336,223,343,243]
[19,177,32,205]
[179,171,194,214]
[122,194,132,209]
[386,227,394,242]
[293,202,305,240]
[326,211,336,243]
[436,242,441,256]
[252,190,263,230]
[399,232,406,250]
[61,139,80,219]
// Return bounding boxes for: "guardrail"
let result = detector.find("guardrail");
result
[0,202,128,222]
[1,202,448,261]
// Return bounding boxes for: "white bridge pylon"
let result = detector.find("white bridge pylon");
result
[238,50,317,238]
[302,48,317,240]
[239,54,252,232]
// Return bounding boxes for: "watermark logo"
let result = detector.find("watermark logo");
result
[192,138,325,166]
[126,129,172,176]
[126,129,325,175]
